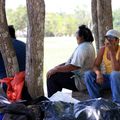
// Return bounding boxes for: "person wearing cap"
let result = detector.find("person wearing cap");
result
[84,29,120,104]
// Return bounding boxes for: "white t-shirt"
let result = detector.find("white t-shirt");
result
[66,42,95,91]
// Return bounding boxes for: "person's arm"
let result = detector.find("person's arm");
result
[109,51,120,71]
[93,47,105,84]
[108,44,120,71]
[47,64,80,79]
[105,39,120,71]
[54,63,65,67]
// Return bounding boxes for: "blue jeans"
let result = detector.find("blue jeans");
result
[84,70,120,103]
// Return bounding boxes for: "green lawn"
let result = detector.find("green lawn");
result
[44,37,77,74]
[44,37,77,94]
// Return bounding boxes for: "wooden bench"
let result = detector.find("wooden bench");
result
[72,89,112,101]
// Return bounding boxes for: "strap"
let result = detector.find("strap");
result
[0,78,13,84]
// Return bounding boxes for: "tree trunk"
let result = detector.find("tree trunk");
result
[91,0,113,49]
[91,0,99,52]
[26,0,45,98]
[97,0,113,47]
[0,0,19,77]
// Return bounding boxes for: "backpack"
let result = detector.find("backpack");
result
[0,71,25,102]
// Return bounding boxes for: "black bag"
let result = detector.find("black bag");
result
[2,96,49,120]
[2,103,34,120]
[74,98,120,120]
[40,98,120,120]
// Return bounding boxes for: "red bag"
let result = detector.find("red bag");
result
[0,71,25,102]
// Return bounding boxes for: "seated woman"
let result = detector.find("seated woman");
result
[47,25,95,97]
[84,29,120,104]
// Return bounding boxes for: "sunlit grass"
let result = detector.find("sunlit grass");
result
[43,37,77,95]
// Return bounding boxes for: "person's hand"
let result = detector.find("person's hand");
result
[96,74,104,85]
[47,68,57,79]
[105,40,116,53]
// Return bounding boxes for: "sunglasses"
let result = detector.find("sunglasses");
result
[105,36,117,41]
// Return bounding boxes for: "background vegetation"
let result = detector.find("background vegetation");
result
[113,8,120,31]
[6,6,120,37]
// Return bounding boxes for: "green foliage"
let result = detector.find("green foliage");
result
[6,6,27,31]
[6,5,91,37]
[113,8,120,31]
[45,13,79,36]
[45,7,91,36]
[7,6,120,37]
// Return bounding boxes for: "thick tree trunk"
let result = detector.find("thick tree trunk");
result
[26,0,45,98]
[0,0,19,77]
[97,0,113,47]
[91,0,113,49]
[91,0,99,52]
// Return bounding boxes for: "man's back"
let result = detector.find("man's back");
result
[13,39,26,71]
[0,39,26,79]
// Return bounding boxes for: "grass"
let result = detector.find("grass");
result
[44,37,77,95]
[44,37,77,74]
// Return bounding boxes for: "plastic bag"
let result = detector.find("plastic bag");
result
[0,71,25,102]
[41,101,75,120]
[49,91,79,103]
[2,102,33,120]
[40,98,120,120]
[2,96,49,120]
[74,98,120,120]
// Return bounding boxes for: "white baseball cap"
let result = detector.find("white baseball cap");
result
[105,29,120,39]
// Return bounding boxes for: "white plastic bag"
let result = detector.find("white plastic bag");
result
[49,91,79,103]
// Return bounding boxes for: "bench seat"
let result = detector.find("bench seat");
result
[72,89,112,101]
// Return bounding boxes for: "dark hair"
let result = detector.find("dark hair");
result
[77,25,94,42]
[8,25,16,39]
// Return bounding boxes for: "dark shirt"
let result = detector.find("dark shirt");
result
[0,39,26,78]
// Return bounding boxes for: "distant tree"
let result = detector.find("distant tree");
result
[74,6,91,26]
[0,0,19,77]
[45,13,60,36]
[113,8,120,31]
[63,14,77,36]
[6,6,27,31]
[7,6,91,37]
[45,8,91,37]
[26,0,45,98]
